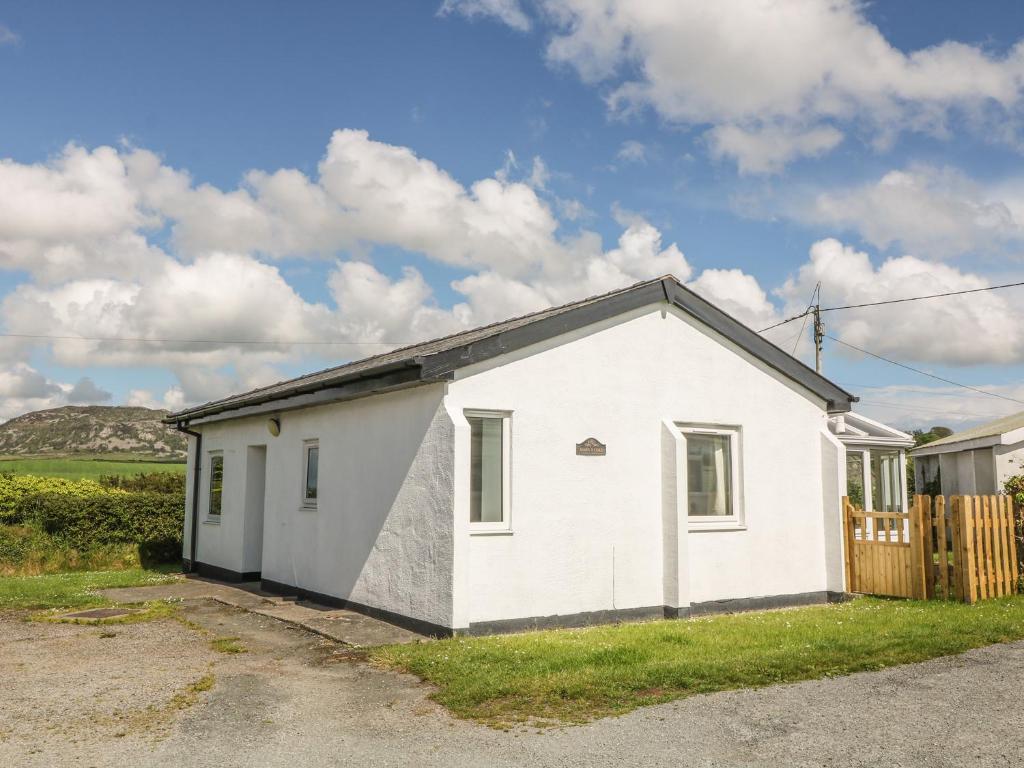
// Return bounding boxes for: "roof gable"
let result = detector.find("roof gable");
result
[167,276,856,424]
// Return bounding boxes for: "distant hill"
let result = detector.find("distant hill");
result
[0,406,186,459]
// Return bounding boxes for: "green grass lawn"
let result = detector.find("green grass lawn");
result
[0,566,181,610]
[0,456,186,480]
[372,597,1024,727]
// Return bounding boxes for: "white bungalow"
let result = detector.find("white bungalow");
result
[828,412,914,512]
[167,275,905,636]
[911,411,1024,497]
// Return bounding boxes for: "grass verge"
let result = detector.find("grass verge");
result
[0,566,180,611]
[372,596,1024,727]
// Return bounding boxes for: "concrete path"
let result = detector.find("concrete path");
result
[99,575,422,646]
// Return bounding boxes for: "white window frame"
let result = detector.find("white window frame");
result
[678,423,744,531]
[302,439,319,509]
[465,409,512,534]
[206,450,224,523]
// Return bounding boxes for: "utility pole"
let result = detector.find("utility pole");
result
[812,303,824,374]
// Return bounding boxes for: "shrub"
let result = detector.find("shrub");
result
[0,474,113,524]
[20,490,184,564]
[98,472,186,495]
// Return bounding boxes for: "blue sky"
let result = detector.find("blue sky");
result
[2,0,1024,430]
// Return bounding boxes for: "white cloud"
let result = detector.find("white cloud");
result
[66,377,113,404]
[0,144,168,282]
[616,140,647,164]
[12,131,1022,424]
[460,0,1024,171]
[798,166,1024,257]
[0,24,19,46]
[438,0,531,31]
[850,383,1023,432]
[0,132,722,413]
[0,364,68,421]
[126,387,186,412]
[707,123,844,175]
[777,238,1024,366]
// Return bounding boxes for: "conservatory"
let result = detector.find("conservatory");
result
[829,412,915,512]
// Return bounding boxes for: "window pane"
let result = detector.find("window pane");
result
[687,433,732,516]
[870,451,900,512]
[305,446,319,501]
[469,416,503,523]
[209,455,224,516]
[846,452,864,509]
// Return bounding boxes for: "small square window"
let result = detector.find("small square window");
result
[208,454,224,517]
[303,441,319,507]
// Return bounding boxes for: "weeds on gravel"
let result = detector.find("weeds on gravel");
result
[32,599,180,625]
[210,636,247,654]
[372,596,1024,728]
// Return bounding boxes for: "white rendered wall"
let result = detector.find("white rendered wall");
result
[188,384,455,628]
[994,444,1024,492]
[445,304,835,628]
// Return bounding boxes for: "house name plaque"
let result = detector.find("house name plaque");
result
[575,438,606,456]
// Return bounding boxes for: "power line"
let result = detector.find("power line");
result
[836,382,1023,402]
[825,335,1024,406]
[758,278,1024,333]
[791,282,818,355]
[821,281,1024,313]
[856,398,1013,419]
[0,332,399,346]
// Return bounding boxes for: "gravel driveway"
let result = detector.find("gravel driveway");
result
[3,600,1023,767]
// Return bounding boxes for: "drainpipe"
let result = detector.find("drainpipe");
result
[175,422,202,573]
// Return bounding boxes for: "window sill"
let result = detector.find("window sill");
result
[470,528,513,536]
[299,503,318,512]
[202,518,221,526]
[688,521,746,532]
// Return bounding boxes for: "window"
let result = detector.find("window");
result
[467,411,510,528]
[870,450,902,513]
[303,441,319,507]
[208,454,224,517]
[681,425,741,524]
[846,452,865,510]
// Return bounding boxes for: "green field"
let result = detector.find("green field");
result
[0,456,186,480]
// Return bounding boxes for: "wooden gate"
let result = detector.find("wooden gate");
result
[843,503,919,598]
[843,495,1020,603]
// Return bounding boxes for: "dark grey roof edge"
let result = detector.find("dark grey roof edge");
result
[165,275,855,425]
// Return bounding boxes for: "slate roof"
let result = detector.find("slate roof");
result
[167,275,856,424]
[912,410,1024,453]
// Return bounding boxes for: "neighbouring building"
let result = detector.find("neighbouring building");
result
[828,412,914,512]
[911,411,1024,497]
[167,275,883,636]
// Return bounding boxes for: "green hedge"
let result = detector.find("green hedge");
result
[0,474,185,569]
[0,474,113,524]
[19,490,184,563]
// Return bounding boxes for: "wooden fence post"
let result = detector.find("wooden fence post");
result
[996,496,1010,596]
[909,496,927,600]
[935,495,948,599]
[958,496,978,604]
[950,496,964,602]
[1011,497,1021,595]
[842,496,854,594]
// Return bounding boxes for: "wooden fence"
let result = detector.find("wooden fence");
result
[843,495,1020,603]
